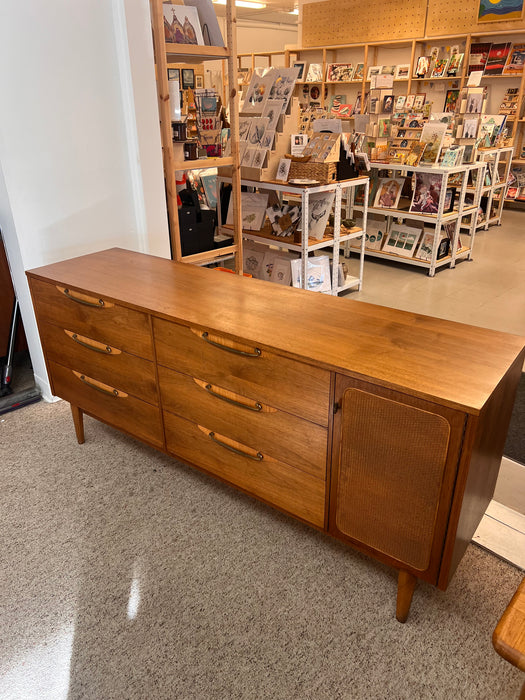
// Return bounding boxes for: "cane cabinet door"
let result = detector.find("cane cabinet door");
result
[329,375,466,584]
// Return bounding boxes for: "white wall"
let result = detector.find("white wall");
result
[0,0,169,400]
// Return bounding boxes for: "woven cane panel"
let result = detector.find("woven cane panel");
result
[335,389,450,571]
[427,0,525,36]
[302,0,426,46]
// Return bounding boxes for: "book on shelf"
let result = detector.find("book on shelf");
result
[499,87,520,116]
[503,44,525,75]
[484,43,512,76]
[468,42,491,74]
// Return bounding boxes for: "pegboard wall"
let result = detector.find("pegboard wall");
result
[302,0,525,46]
[426,0,525,36]
[302,0,427,46]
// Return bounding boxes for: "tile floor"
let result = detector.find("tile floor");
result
[345,208,525,340]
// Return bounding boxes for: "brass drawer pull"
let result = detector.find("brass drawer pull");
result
[205,383,262,412]
[208,431,263,461]
[71,333,112,354]
[63,288,105,307]
[201,331,261,358]
[79,374,120,397]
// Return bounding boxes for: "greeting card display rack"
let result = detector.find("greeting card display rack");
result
[150,0,243,271]
[348,162,486,277]
[218,176,369,295]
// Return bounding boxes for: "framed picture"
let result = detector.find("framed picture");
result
[167,68,180,82]
[395,64,410,80]
[181,68,195,89]
[195,75,204,88]
[478,0,524,23]
[293,61,306,80]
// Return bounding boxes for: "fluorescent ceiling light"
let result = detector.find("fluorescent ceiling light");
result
[213,0,267,8]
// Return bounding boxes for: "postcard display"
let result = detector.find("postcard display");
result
[150,0,244,269]
[218,176,370,295]
[238,68,301,181]
[347,160,486,277]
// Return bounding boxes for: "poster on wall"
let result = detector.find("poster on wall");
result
[478,0,524,23]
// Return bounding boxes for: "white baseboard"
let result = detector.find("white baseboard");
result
[473,500,525,570]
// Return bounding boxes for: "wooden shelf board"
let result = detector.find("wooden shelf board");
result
[173,157,234,170]
[181,245,238,265]
[165,43,229,60]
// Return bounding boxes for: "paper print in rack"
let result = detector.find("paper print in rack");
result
[227,192,268,231]
[382,224,422,257]
[291,256,332,293]
[413,93,426,111]
[353,64,365,81]
[242,241,267,279]
[447,53,464,77]
[293,62,306,80]
[431,59,449,78]
[410,172,443,214]
[276,158,291,182]
[184,0,224,46]
[373,178,404,209]
[414,56,430,78]
[268,67,300,113]
[395,65,411,80]
[242,72,274,113]
[271,256,293,286]
[261,100,282,132]
[163,3,204,45]
[419,122,447,164]
[305,64,323,82]
[326,64,354,82]
[305,191,336,240]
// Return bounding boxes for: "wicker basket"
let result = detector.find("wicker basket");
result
[288,160,338,184]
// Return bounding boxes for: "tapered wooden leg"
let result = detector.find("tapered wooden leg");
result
[396,570,417,623]
[71,404,85,444]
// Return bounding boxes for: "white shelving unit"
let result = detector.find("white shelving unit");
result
[472,146,514,229]
[218,176,369,295]
[349,161,486,276]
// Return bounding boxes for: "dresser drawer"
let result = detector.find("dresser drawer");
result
[164,411,326,528]
[48,360,163,447]
[40,322,158,405]
[158,365,327,479]
[153,318,331,427]
[30,278,153,359]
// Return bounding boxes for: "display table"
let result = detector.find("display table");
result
[27,248,525,622]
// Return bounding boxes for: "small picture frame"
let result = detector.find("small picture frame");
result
[195,75,204,89]
[167,68,180,82]
[293,61,306,80]
[181,68,195,89]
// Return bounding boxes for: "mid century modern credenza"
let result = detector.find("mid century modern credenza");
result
[27,248,525,622]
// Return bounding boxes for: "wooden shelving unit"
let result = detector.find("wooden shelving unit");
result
[150,0,243,272]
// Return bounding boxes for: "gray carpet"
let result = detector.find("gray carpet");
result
[1,400,523,700]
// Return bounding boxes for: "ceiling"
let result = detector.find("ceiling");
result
[212,1,299,26]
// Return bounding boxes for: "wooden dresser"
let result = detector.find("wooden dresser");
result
[27,248,525,622]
